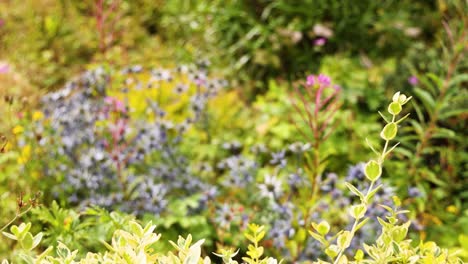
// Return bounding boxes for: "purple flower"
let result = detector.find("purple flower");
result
[314,37,327,46]
[408,76,419,86]
[408,187,422,198]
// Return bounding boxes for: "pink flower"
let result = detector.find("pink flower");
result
[114,100,126,113]
[104,96,126,113]
[0,62,10,74]
[317,74,331,86]
[104,96,113,104]
[314,37,327,46]
[306,74,332,87]
[306,75,316,86]
[408,76,419,86]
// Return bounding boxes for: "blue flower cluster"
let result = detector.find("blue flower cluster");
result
[39,64,226,216]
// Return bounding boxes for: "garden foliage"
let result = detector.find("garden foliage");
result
[2,91,464,263]
[0,1,467,263]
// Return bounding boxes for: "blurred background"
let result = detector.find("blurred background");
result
[0,0,467,261]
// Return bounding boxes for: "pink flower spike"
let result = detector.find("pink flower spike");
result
[408,76,419,86]
[110,119,127,141]
[306,75,316,86]
[314,37,327,46]
[317,74,331,86]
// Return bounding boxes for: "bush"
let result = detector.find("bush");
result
[2,91,464,263]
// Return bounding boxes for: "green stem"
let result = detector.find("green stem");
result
[0,206,32,233]
[333,179,376,264]
[333,114,396,264]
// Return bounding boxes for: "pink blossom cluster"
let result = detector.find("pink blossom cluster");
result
[103,96,128,142]
[306,74,332,87]
[314,37,327,46]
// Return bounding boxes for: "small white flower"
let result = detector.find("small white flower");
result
[258,174,283,200]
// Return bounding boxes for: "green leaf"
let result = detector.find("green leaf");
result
[409,120,424,137]
[378,111,390,123]
[314,221,330,236]
[345,182,365,202]
[395,113,410,124]
[392,241,401,254]
[413,87,435,113]
[432,127,459,140]
[448,73,468,88]
[44,16,59,37]
[365,184,383,202]
[129,221,143,237]
[355,218,370,232]
[388,102,402,115]
[337,231,351,249]
[459,234,468,250]
[10,225,20,237]
[426,73,443,90]
[392,225,409,242]
[354,249,364,260]
[20,232,34,251]
[2,231,17,241]
[184,239,204,264]
[412,101,425,122]
[380,122,397,141]
[364,160,382,181]
[308,230,326,245]
[365,138,380,156]
[439,108,468,119]
[350,204,367,220]
[325,244,339,258]
[32,232,43,250]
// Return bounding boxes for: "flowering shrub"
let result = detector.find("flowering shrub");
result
[31,64,226,216]
[2,90,464,263]
[1,2,466,262]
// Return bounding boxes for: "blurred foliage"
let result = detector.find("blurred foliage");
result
[0,0,175,90]
[159,0,445,87]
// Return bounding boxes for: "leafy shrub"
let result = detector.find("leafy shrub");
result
[160,0,442,83]
[2,91,464,263]
[388,14,468,246]
[0,0,170,89]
